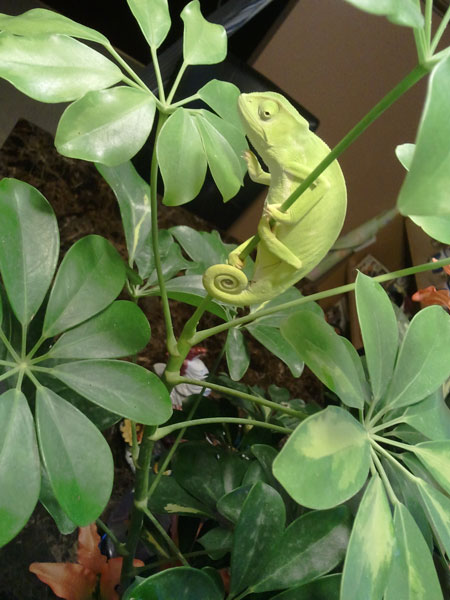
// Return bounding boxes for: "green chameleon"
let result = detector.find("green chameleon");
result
[202,91,347,306]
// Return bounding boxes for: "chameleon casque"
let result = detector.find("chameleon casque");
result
[202,91,347,306]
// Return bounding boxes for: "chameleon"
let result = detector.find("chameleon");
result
[202,91,347,306]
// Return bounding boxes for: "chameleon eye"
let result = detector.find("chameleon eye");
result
[258,100,279,121]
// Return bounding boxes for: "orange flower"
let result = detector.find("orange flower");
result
[29,523,144,600]
[412,286,450,309]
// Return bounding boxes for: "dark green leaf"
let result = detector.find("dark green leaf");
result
[270,574,341,600]
[43,235,125,338]
[226,328,249,381]
[48,301,150,359]
[247,321,304,378]
[51,359,172,425]
[127,0,170,49]
[198,527,232,559]
[147,473,213,519]
[181,0,227,65]
[55,87,156,166]
[0,390,40,547]
[130,567,223,599]
[156,275,227,319]
[249,286,324,328]
[0,33,121,102]
[39,465,76,535]
[0,178,58,326]
[342,0,423,27]
[35,387,113,526]
[216,485,252,524]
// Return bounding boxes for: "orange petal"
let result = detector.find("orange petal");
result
[29,562,96,600]
[412,286,450,309]
[78,523,107,573]
[100,557,145,600]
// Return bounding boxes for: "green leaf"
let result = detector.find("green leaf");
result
[35,387,113,526]
[253,507,350,594]
[281,311,367,409]
[0,390,40,547]
[250,286,324,328]
[157,109,207,206]
[384,503,443,600]
[48,300,150,359]
[129,567,223,599]
[51,359,171,425]
[417,479,450,557]
[198,79,243,129]
[217,485,252,524]
[170,226,232,273]
[385,306,450,409]
[147,473,213,519]
[270,574,341,600]
[398,54,450,217]
[0,178,59,326]
[226,328,249,381]
[355,272,398,401]
[198,527,232,559]
[273,406,370,509]
[0,8,108,44]
[342,0,423,28]
[403,389,450,441]
[193,112,243,202]
[159,275,227,320]
[412,441,450,495]
[0,33,121,102]
[246,322,304,378]
[230,482,286,596]
[39,464,76,535]
[127,0,170,49]
[341,475,394,600]
[43,235,125,338]
[96,161,152,277]
[181,0,227,65]
[55,87,156,166]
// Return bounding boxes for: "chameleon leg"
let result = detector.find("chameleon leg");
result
[244,150,271,185]
[257,216,303,269]
[266,183,328,225]
[228,236,256,269]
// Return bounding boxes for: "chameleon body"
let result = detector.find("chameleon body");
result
[202,91,347,306]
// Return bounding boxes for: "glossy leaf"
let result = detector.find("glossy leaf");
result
[193,112,243,202]
[385,306,450,409]
[129,567,223,600]
[342,0,423,27]
[159,275,227,319]
[55,87,156,166]
[43,235,125,338]
[198,527,232,559]
[226,328,249,381]
[51,360,172,425]
[48,301,150,359]
[39,466,76,535]
[216,485,252,524]
[127,0,170,49]
[270,574,341,600]
[181,0,227,65]
[0,33,121,102]
[417,479,450,557]
[0,390,40,547]
[96,161,152,277]
[157,109,207,206]
[253,506,350,594]
[35,387,113,526]
[0,178,59,325]
[398,54,450,217]
[355,272,398,401]
[246,322,304,378]
[0,8,108,44]
[403,389,450,440]
[412,441,450,495]
[281,311,367,408]
[273,406,370,509]
[341,475,394,600]
[198,79,242,129]
[147,473,213,519]
[384,503,443,600]
[230,482,285,596]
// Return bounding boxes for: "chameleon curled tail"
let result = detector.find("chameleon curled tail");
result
[202,264,252,306]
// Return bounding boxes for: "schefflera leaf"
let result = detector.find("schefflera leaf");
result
[281,311,368,408]
[384,305,450,409]
[412,440,450,495]
[198,79,243,130]
[55,87,156,166]
[416,479,450,557]
[47,300,150,359]
[125,567,223,600]
[0,390,40,547]
[273,406,370,509]
[0,178,59,326]
[181,0,227,66]
[342,0,423,28]
[35,387,113,526]
[355,272,398,402]
[42,235,125,338]
[341,475,394,600]
[51,360,172,425]
[127,0,171,49]
[0,33,122,103]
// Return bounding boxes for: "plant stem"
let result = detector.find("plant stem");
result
[96,519,128,557]
[170,93,201,108]
[134,549,215,574]
[371,434,412,452]
[151,417,292,441]
[166,61,188,104]
[0,367,19,383]
[150,45,166,104]
[168,375,307,419]
[238,64,428,260]
[371,440,419,483]
[192,256,450,344]
[370,447,398,505]
[27,335,46,361]
[141,505,188,566]
[0,328,20,362]
[370,416,407,434]
[431,3,450,53]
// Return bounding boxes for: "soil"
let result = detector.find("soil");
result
[0,120,324,599]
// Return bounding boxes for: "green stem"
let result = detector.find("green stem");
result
[238,64,428,260]
[371,434,412,452]
[131,420,139,467]
[370,416,407,434]
[424,0,433,52]
[0,359,17,367]
[0,328,20,363]
[151,416,292,441]
[141,505,188,566]
[166,61,188,104]
[96,518,128,557]
[0,366,19,383]
[431,3,450,53]
[168,375,307,420]
[150,45,166,104]
[26,368,43,389]
[135,549,215,574]
[170,93,201,108]
[371,440,419,483]
[27,335,46,361]
[192,256,450,344]
[370,447,398,505]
